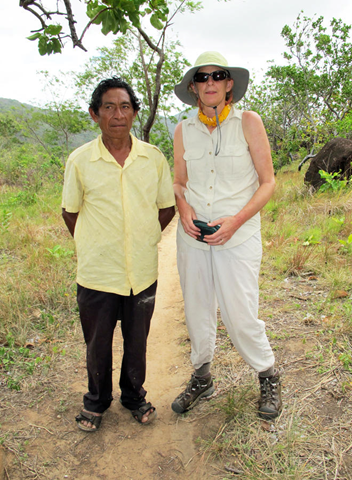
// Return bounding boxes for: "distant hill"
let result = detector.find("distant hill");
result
[0,97,196,151]
[0,97,97,150]
[0,97,42,113]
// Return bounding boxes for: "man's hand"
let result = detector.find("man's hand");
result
[62,208,79,237]
[158,206,175,232]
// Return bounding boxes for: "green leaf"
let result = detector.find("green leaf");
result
[27,33,41,41]
[90,5,108,24]
[52,38,62,54]
[87,2,105,20]
[38,37,48,56]
[101,11,115,35]
[150,13,163,30]
[44,25,62,36]
[119,17,129,34]
[129,11,141,27]
[46,42,54,56]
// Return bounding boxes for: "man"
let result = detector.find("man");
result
[62,77,175,431]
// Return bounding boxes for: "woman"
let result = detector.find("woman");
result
[172,51,282,419]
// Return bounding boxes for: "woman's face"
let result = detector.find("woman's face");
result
[192,65,233,108]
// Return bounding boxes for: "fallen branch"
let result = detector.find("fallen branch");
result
[298,154,316,171]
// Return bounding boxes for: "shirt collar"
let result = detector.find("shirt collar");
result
[90,135,114,163]
[128,134,149,160]
[124,134,149,169]
[90,134,149,164]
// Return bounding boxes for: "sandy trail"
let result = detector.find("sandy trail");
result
[89,216,206,479]
[66,216,211,479]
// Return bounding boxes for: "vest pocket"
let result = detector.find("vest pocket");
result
[183,148,207,182]
[216,145,251,177]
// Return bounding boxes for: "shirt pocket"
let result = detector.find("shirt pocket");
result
[183,148,207,183]
[215,144,252,177]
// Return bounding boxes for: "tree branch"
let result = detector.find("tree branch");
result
[298,154,316,171]
[78,8,110,46]
[62,0,87,51]
[21,4,47,30]
[22,116,51,155]
[138,26,161,54]
[323,97,340,120]
[166,0,186,25]
[142,30,165,142]
[29,1,51,18]
[138,33,153,110]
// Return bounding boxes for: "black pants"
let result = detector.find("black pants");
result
[77,281,157,413]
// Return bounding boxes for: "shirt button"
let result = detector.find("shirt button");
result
[210,186,213,189]
[209,152,212,155]
[207,203,211,206]
[211,170,214,173]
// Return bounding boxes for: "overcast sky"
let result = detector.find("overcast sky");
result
[1,0,351,108]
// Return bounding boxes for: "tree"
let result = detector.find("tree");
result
[251,13,352,167]
[5,77,95,166]
[31,102,95,163]
[0,113,21,148]
[20,0,201,144]
[73,30,190,145]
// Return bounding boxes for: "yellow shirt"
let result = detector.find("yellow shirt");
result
[62,134,175,295]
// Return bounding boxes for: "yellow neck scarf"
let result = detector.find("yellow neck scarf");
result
[198,104,231,127]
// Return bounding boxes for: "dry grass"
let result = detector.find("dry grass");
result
[0,184,77,344]
[197,299,352,479]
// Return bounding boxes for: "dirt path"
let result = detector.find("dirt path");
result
[86,216,210,479]
[1,217,215,479]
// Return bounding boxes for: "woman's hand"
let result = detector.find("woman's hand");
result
[178,201,200,239]
[173,123,202,240]
[203,216,240,245]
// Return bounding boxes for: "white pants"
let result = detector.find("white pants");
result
[177,230,275,372]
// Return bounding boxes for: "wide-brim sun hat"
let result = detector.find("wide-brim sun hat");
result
[174,51,250,106]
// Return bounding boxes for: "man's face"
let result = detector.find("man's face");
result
[89,88,137,140]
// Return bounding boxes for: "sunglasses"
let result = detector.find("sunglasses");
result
[193,70,230,83]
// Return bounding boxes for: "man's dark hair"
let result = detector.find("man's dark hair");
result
[89,77,141,114]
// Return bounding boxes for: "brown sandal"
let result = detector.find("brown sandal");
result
[131,402,157,424]
[75,411,102,432]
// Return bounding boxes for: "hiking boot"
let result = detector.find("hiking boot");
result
[172,373,215,414]
[258,370,282,420]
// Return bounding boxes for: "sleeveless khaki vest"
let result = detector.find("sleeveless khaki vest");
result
[178,107,261,250]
